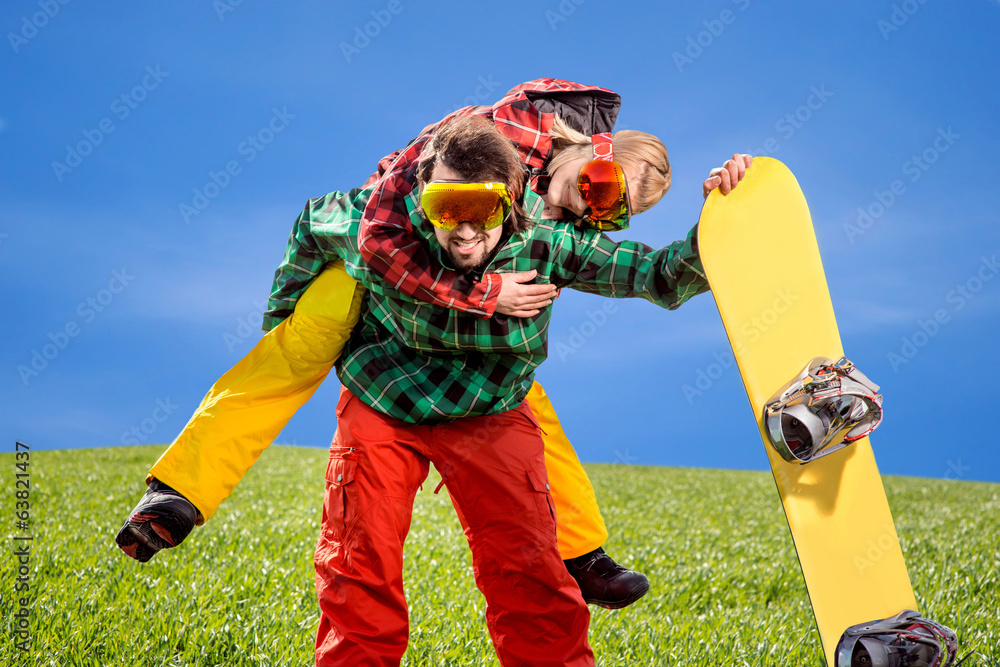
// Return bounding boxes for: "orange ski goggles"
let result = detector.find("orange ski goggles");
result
[577,132,631,232]
[421,182,512,231]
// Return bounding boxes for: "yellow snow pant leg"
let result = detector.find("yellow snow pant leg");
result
[526,381,608,560]
[147,261,366,524]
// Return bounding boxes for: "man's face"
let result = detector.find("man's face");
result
[426,163,505,272]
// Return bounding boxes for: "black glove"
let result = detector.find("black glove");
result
[116,478,199,563]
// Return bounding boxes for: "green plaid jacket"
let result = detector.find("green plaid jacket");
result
[265,186,709,424]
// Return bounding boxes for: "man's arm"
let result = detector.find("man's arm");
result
[547,222,709,311]
[541,152,748,309]
[548,152,751,307]
[263,188,372,332]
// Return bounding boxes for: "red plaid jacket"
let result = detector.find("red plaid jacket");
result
[358,78,621,317]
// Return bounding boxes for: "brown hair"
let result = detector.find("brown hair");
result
[547,115,671,215]
[416,116,533,233]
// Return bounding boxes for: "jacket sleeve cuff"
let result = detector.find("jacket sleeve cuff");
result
[480,273,502,318]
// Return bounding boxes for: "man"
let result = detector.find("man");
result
[291,115,723,665]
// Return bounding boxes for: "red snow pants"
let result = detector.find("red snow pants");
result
[313,388,594,666]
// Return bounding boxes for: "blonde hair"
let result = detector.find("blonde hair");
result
[547,115,671,215]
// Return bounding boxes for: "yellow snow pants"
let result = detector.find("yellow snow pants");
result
[147,261,607,559]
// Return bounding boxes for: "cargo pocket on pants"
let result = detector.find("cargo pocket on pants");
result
[322,446,359,544]
[527,464,557,536]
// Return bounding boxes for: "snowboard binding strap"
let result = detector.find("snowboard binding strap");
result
[836,609,958,667]
[764,356,883,464]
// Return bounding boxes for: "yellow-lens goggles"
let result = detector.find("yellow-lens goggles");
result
[421,182,512,231]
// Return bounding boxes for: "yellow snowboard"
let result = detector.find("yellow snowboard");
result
[698,157,917,666]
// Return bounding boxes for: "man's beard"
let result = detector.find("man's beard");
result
[443,237,491,274]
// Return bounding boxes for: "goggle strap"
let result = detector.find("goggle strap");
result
[591,132,614,162]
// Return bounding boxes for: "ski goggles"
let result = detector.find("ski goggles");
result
[836,610,959,667]
[763,356,884,465]
[577,133,631,232]
[420,182,512,231]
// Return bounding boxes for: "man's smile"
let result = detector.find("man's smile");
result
[452,238,483,255]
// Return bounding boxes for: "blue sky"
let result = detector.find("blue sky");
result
[2,0,998,483]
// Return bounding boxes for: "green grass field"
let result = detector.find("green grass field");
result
[1,444,997,666]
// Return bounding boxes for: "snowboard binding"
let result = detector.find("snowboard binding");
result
[836,609,958,667]
[764,356,883,464]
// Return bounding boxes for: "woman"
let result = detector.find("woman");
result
[119,78,751,611]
